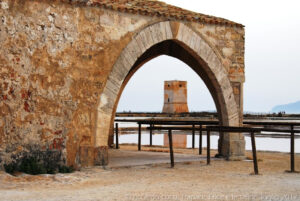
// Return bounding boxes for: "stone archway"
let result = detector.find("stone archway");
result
[95,21,244,165]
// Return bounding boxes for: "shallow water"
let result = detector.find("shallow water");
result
[117,133,300,153]
[115,119,300,153]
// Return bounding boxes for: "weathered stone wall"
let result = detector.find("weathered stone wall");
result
[189,22,245,124]
[0,0,245,168]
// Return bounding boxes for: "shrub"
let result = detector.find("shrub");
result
[19,156,47,175]
[4,155,74,175]
[58,165,74,173]
[4,163,18,174]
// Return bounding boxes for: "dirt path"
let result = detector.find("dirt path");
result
[1,146,300,201]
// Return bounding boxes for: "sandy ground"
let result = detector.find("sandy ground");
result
[1,145,300,201]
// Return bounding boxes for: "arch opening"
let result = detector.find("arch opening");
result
[116,55,214,113]
[94,22,245,165]
[115,55,217,153]
[108,40,225,151]
[121,40,225,121]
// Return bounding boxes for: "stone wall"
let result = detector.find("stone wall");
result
[0,0,245,168]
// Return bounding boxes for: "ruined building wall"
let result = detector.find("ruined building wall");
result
[0,0,245,167]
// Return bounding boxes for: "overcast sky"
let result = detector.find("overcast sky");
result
[117,0,300,113]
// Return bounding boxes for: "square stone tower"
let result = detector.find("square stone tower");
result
[162,81,189,113]
[163,80,188,148]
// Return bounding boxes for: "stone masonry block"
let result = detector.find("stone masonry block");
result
[79,146,94,167]
[94,146,108,166]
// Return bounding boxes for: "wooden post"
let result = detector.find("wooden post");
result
[192,124,195,149]
[115,123,119,149]
[168,129,174,168]
[150,124,153,146]
[199,124,202,155]
[290,125,295,172]
[138,123,141,151]
[250,131,259,175]
[207,130,210,165]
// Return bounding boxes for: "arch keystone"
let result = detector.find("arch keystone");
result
[169,21,180,38]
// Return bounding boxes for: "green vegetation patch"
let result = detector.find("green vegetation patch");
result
[4,150,74,175]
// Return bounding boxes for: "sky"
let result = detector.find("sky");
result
[117,0,300,113]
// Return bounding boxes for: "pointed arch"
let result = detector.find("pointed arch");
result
[95,21,243,164]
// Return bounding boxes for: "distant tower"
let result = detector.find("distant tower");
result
[163,80,188,148]
[162,81,189,113]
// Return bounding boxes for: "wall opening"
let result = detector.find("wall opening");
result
[111,55,218,166]
[117,55,216,113]
[95,22,244,165]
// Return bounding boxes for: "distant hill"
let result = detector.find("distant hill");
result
[271,101,300,114]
